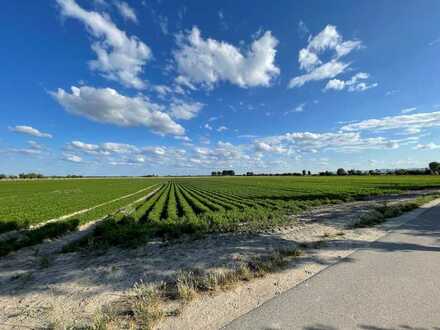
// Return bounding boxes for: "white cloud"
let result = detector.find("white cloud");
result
[414,143,440,150]
[174,135,191,142]
[289,60,349,88]
[217,126,228,132]
[52,86,185,136]
[324,79,345,91]
[284,103,306,115]
[258,131,403,153]
[142,146,166,156]
[63,153,83,163]
[71,140,99,153]
[324,72,377,92]
[204,123,213,130]
[57,0,151,89]
[114,1,137,23]
[101,142,138,153]
[341,111,440,132]
[289,25,362,88]
[170,100,204,120]
[8,148,43,156]
[174,26,279,89]
[401,107,417,114]
[153,85,172,97]
[255,141,287,153]
[69,140,139,155]
[9,125,52,138]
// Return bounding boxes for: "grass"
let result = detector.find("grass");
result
[352,194,440,228]
[0,178,161,231]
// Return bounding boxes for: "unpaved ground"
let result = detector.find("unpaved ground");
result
[0,191,438,329]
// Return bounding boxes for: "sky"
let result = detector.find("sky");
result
[1,0,440,176]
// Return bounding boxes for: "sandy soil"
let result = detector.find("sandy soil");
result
[0,191,438,329]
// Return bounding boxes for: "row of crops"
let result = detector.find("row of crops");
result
[128,181,277,223]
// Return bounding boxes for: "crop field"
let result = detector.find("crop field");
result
[2,175,440,255]
[0,178,162,233]
[126,176,440,224]
[51,175,440,251]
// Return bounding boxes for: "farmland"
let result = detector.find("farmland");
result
[2,175,440,243]
[0,178,162,232]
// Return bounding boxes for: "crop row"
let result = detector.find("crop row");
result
[132,181,283,223]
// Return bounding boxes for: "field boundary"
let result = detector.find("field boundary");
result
[0,184,160,242]
[45,185,164,254]
[29,184,160,229]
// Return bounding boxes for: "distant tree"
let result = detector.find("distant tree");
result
[302,170,306,176]
[337,168,347,176]
[0,174,6,180]
[222,170,235,176]
[429,162,440,174]
[246,172,254,176]
[307,171,311,176]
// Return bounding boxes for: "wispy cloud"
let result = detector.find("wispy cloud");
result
[9,125,52,138]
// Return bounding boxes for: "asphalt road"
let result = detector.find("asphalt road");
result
[224,204,440,330]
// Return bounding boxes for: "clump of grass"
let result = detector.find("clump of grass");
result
[131,281,164,329]
[352,194,440,228]
[175,270,199,302]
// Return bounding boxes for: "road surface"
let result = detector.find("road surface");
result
[224,203,440,330]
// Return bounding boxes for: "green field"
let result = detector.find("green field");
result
[0,178,161,232]
[1,175,440,255]
[126,175,440,224]
[1,175,440,243]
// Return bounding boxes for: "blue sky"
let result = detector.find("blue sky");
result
[1,0,440,175]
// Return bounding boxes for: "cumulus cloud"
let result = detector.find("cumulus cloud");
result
[114,1,137,23]
[51,86,184,135]
[289,25,362,88]
[169,100,204,120]
[341,111,440,133]
[9,125,52,138]
[324,72,378,92]
[63,153,83,163]
[289,60,349,88]
[174,26,280,89]
[255,141,287,153]
[258,131,402,153]
[57,0,151,89]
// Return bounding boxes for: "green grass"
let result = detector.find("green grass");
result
[0,178,162,232]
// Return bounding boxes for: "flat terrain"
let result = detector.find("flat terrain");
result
[1,176,440,328]
[225,201,440,330]
[0,178,161,231]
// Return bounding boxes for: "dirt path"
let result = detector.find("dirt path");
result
[0,192,438,329]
